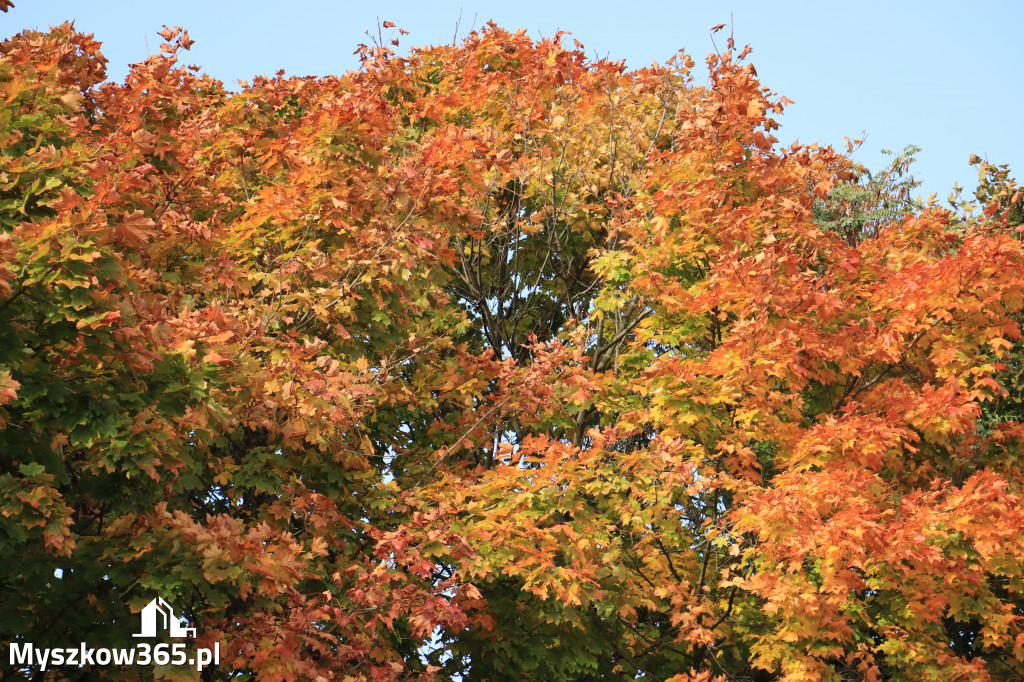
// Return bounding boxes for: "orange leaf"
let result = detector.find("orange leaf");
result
[202,351,231,365]
[114,211,156,248]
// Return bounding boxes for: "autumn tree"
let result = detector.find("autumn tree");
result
[2,20,1024,682]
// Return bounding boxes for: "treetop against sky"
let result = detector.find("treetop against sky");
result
[5,0,1022,203]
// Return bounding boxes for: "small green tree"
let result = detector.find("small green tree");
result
[814,144,923,245]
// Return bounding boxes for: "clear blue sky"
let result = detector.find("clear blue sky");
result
[4,0,1021,203]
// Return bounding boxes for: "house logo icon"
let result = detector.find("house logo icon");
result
[133,597,196,638]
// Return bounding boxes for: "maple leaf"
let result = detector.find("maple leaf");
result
[114,210,156,247]
[201,351,232,365]
[59,91,84,112]
[0,371,20,404]
[0,233,15,262]
[131,128,157,153]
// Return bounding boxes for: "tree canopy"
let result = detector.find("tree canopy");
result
[2,20,1024,681]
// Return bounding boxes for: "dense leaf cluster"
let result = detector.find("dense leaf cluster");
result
[2,21,1024,681]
